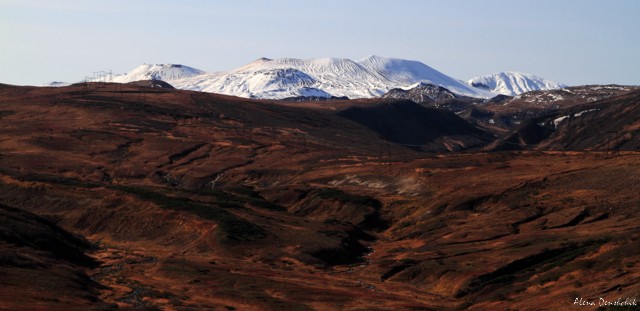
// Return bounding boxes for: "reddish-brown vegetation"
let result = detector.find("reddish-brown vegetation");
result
[1,83,639,310]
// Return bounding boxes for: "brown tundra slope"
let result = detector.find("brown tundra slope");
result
[0,82,639,310]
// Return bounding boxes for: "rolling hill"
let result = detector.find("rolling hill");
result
[1,83,639,310]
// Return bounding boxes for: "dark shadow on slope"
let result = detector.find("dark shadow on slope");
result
[0,203,112,309]
[492,119,555,151]
[337,100,492,150]
[0,203,98,268]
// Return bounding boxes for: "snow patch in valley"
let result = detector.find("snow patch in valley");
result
[553,116,569,127]
[574,108,599,117]
[553,108,599,128]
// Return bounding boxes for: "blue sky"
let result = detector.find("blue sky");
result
[1,0,639,86]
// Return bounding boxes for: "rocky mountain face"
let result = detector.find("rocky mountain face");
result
[380,82,461,103]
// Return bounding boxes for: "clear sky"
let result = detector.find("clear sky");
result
[1,0,639,86]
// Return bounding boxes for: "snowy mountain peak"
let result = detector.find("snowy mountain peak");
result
[467,72,565,96]
[357,56,496,98]
[358,55,424,70]
[244,57,273,67]
[113,64,205,83]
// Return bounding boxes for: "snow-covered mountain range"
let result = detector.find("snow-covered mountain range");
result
[467,72,565,96]
[102,56,565,100]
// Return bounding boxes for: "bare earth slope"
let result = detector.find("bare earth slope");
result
[0,83,639,310]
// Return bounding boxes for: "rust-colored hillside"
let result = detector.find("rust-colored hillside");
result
[1,83,639,310]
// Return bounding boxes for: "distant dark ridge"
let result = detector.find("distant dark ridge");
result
[127,79,175,89]
[381,82,460,103]
[279,95,349,102]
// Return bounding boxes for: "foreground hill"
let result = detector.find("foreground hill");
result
[0,83,639,310]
